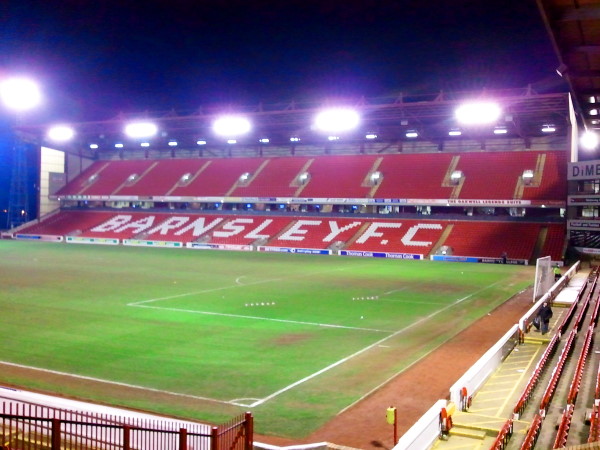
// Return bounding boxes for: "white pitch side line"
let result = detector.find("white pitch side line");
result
[249,280,505,408]
[336,280,509,414]
[132,304,391,333]
[0,360,247,406]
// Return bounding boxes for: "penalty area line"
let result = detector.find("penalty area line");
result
[0,360,247,407]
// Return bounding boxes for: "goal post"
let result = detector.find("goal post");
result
[533,256,553,302]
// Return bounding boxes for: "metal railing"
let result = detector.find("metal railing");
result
[1,402,252,450]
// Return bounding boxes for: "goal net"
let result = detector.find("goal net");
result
[533,256,553,301]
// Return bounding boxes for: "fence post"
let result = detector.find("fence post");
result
[123,425,131,450]
[179,428,188,450]
[244,412,253,450]
[51,419,61,450]
[211,426,219,450]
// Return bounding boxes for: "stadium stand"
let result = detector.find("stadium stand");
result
[19,211,565,265]
[52,151,566,203]
[441,222,542,260]
[374,153,455,199]
[230,157,311,197]
[169,158,267,197]
[57,160,156,196]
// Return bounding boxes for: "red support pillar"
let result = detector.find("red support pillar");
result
[51,419,61,450]
[244,412,254,450]
[210,426,219,450]
[394,408,398,445]
[123,425,131,450]
[179,427,188,450]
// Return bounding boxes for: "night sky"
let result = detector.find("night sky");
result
[0,0,563,224]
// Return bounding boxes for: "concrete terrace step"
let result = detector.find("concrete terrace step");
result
[523,336,551,344]
[449,426,487,439]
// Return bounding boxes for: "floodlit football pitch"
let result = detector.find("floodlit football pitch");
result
[0,240,533,438]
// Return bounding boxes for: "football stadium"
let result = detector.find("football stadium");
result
[2,1,600,450]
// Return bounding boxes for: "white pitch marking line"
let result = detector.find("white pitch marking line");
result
[0,360,247,407]
[132,304,391,333]
[337,280,508,414]
[128,264,362,307]
[235,276,246,285]
[128,276,284,306]
[383,288,407,295]
[249,279,505,408]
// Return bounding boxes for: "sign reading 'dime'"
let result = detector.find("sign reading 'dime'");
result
[569,160,600,180]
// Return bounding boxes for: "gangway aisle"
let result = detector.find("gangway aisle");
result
[430,268,598,450]
[431,338,550,448]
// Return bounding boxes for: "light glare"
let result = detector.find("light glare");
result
[0,77,42,112]
[47,125,75,142]
[455,102,501,125]
[125,122,158,138]
[213,116,251,137]
[314,108,360,133]
[541,125,556,133]
[581,131,600,150]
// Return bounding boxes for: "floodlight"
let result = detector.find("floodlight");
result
[47,125,75,142]
[124,122,158,138]
[298,172,310,184]
[581,131,600,150]
[541,125,556,133]
[450,170,463,185]
[0,77,42,112]
[328,136,340,141]
[89,144,99,149]
[405,131,419,138]
[115,143,124,148]
[590,109,599,116]
[365,133,378,139]
[213,116,251,137]
[259,138,270,144]
[140,142,150,147]
[493,127,508,135]
[314,108,360,133]
[455,101,501,125]
[449,129,462,136]
[522,170,534,185]
[168,141,178,147]
[290,136,300,142]
[197,140,207,145]
[227,139,237,144]
[370,171,382,185]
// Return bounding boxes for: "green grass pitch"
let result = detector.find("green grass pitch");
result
[0,240,533,438]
